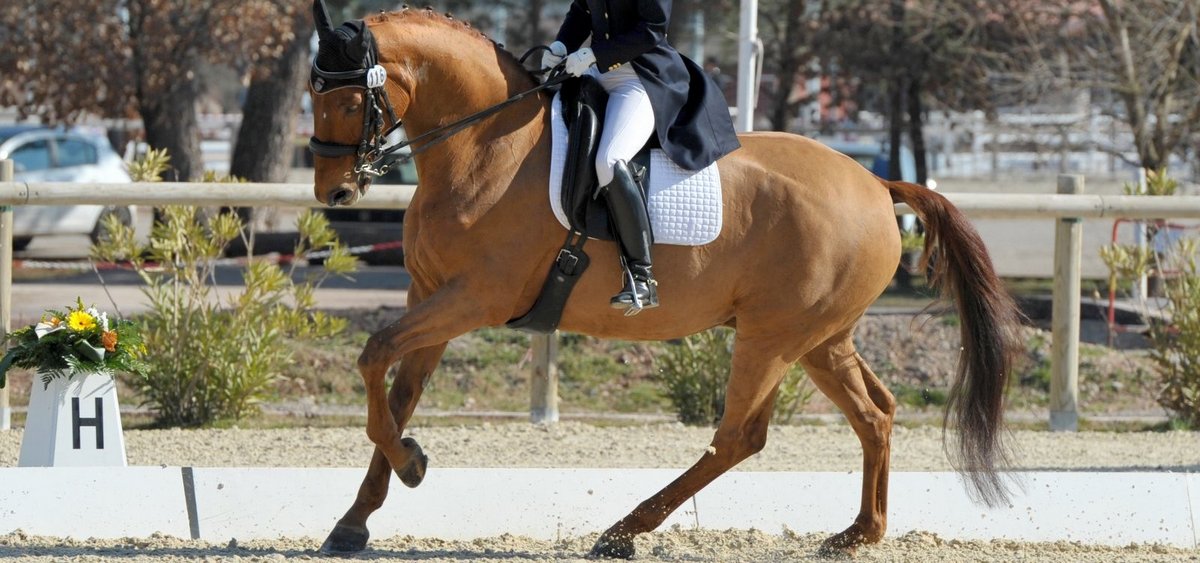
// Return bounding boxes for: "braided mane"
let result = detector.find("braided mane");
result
[366,7,537,83]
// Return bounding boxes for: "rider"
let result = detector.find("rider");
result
[543,0,740,315]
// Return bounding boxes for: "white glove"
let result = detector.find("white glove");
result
[542,41,567,70]
[564,48,596,77]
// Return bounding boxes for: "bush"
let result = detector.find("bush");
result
[1146,238,1200,428]
[90,150,358,426]
[656,328,813,426]
[1101,168,1200,428]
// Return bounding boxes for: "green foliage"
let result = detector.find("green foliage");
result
[0,299,147,389]
[1123,168,1178,196]
[1104,168,1200,428]
[656,329,814,426]
[91,152,357,427]
[127,148,171,182]
[1146,238,1200,428]
[892,384,948,408]
[900,230,926,254]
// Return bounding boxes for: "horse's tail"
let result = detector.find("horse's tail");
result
[885,180,1023,506]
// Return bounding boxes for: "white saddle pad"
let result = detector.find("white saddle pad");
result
[548,94,723,246]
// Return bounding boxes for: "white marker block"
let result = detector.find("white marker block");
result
[19,371,126,466]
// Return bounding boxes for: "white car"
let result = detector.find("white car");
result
[0,125,134,250]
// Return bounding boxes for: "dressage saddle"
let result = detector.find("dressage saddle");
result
[505,75,655,333]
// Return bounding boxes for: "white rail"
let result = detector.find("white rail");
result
[0,181,414,209]
[3,172,1200,430]
[4,181,1200,218]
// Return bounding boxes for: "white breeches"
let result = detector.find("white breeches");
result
[588,64,655,186]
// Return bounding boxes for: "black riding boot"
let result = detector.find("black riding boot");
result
[599,160,658,315]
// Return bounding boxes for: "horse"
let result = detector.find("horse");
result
[308,7,1022,559]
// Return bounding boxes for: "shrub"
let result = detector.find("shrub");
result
[656,328,814,426]
[1101,168,1200,428]
[90,151,358,426]
[1146,238,1200,428]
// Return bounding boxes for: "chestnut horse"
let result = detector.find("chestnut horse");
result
[309,8,1021,559]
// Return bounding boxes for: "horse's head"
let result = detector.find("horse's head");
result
[308,0,399,207]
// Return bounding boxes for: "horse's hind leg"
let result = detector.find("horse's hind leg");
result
[590,334,791,559]
[322,343,447,554]
[800,330,895,556]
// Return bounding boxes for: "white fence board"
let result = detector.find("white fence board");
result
[0,467,190,538]
[0,468,1194,547]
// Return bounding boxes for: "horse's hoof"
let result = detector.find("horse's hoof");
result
[397,437,428,488]
[589,534,635,559]
[817,532,860,558]
[320,522,369,554]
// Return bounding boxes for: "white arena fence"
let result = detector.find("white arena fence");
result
[3,165,1200,430]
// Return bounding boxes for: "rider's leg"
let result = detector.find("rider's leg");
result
[602,160,657,312]
[594,65,657,314]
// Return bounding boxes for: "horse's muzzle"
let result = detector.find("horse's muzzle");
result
[328,187,356,207]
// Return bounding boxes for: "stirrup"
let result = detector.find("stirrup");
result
[610,268,658,316]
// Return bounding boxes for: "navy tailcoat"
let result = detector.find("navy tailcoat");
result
[555,0,741,171]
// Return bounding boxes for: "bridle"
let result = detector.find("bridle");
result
[309,40,569,197]
[308,48,402,185]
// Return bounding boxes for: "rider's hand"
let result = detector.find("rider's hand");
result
[542,41,567,71]
[564,48,596,77]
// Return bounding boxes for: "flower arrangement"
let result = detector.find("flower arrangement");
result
[0,299,147,389]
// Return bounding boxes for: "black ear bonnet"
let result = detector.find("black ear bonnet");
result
[311,0,379,92]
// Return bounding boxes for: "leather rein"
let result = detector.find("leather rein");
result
[308,45,567,183]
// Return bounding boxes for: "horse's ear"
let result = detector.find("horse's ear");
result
[344,21,375,64]
[313,0,336,43]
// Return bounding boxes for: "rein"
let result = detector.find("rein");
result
[310,44,567,181]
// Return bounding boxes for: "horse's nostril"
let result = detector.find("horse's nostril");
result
[329,188,352,207]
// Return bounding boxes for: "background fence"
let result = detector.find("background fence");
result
[3,164,1200,431]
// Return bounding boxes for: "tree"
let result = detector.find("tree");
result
[759,0,819,132]
[231,2,312,184]
[0,1,303,181]
[1058,0,1200,172]
[816,0,1030,185]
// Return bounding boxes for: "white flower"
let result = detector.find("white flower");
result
[34,320,65,339]
[86,307,109,332]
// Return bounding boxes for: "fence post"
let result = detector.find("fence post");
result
[530,333,559,424]
[1,159,13,431]
[1050,174,1083,432]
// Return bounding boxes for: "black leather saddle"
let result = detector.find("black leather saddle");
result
[558,75,654,242]
[503,76,657,334]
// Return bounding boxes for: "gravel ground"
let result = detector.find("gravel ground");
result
[3,422,1197,472]
[2,423,1198,562]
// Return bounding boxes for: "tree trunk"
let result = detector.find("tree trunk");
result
[767,0,807,132]
[231,16,311,183]
[526,0,545,48]
[138,74,203,182]
[887,0,906,182]
[887,77,905,182]
[128,0,202,182]
[906,75,927,186]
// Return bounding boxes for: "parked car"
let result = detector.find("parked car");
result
[0,125,134,250]
[320,155,415,266]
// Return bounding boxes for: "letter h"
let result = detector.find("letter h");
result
[71,397,105,450]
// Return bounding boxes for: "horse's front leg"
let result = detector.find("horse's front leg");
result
[322,343,447,554]
[357,286,485,481]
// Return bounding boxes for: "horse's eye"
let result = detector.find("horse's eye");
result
[345,104,361,114]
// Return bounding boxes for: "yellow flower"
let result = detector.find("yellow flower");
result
[68,310,97,331]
